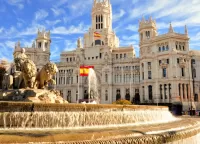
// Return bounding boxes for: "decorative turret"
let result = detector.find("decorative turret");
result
[168,23,174,33]
[36,29,51,51]
[138,16,157,42]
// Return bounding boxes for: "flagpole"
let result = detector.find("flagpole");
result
[77,66,79,103]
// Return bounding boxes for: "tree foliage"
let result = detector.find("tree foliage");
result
[112,99,132,105]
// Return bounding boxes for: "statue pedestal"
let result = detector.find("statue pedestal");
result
[0,89,68,104]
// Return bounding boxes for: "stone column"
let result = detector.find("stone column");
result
[145,85,148,101]
[184,84,187,101]
[122,67,124,84]
[144,62,147,80]
[180,84,183,101]
[65,70,67,85]
[165,85,169,103]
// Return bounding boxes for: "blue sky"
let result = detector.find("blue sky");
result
[0,0,200,62]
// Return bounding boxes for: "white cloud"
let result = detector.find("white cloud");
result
[113,9,125,22]
[5,41,15,49]
[52,23,89,35]
[125,25,138,32]
[64,40,76,51]
[122,34,139,41]
[54,0,68,8]
[0,27,3,33]
[51,8,65,16]
[35,9,48,20]
[20,23,45,36]
[45,20,61,26]
[7,0,24,9]
[191,32,200,41]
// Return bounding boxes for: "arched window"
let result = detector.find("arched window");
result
[116,89,121,100]
[125,88,130,101]
[166,45,169,51]
[193,69,196,78]
[194,94,198,102]
[182,84,185,99]
[159,47,161,52]
[105,74,108,83]
[160,85,163,99]
[163,68,167,77]
[148,85,153,100]
[95,40,101,45]
[162,46,165,51]
[164,84,167,99]
[105,90,108,101]
[191,59,195,64]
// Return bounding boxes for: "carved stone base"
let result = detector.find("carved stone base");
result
[0,89,68,104]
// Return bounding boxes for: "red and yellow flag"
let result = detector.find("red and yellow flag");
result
[80,66,94,76]
[94,32,101,38]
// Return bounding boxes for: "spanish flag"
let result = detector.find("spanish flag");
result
[94,32,101,38]
[80,66,94,76]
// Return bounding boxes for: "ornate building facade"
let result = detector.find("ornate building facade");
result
[12,0,200,111]
[55,0,200,111]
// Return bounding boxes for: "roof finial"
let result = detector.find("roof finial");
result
[185,25,188,35]
[169,22,174,33]
[142,15,145,22]
[149,16,153,21]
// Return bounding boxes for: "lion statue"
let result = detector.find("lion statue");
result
[36,62,58,89]
[14,52,37,89]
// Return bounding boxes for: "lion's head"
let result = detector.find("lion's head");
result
[14,53,28,71]
[21,59,37,78]
[44,62,58,75]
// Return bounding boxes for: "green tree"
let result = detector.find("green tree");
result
[0,66,6,89]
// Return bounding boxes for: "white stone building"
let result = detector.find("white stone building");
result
[13,0,200,112]
[55,0,200,111]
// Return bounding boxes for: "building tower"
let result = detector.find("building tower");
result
[84,0,119,48]
[138,16,157,43]
[92,0,112,31]
[36,29,51,52]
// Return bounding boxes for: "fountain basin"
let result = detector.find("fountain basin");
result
[0,102,200,143]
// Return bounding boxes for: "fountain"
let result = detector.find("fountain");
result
[88,68,99,104]
[1,52,200,143]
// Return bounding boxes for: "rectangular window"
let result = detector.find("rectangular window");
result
[163,68,167,77]
[45,42,48,48]
[181,68,185,77]
[148,71,152,79]
[142,72,144,80]
[177,58,179,64]
[159,47,161,52]
[120,54,122,59]
[38,42,42,48]
[99,53,102,59]
[167,59,169,64]
[159,60,162,65]
[124,53,126,58]
[148,62,151,69]
[116,54,118,59]
[105,90,108,101]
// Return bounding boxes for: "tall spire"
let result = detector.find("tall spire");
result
[185,25,188,35]
[169,23,174,33]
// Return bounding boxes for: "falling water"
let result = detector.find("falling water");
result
[88,68,99,103]
[0,110,177,129]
